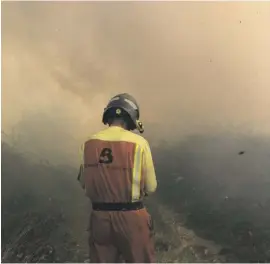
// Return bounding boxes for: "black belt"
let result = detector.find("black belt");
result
[92,201,144,211]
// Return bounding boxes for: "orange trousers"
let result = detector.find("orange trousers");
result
[88,208,155,263]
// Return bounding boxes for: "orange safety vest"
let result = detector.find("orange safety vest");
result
[79,126,157,203]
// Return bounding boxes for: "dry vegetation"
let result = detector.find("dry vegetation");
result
[2,133,270,263]
[1,140,89,263]
[152,134,270,262]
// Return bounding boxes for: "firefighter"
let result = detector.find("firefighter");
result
[77,93,157,263]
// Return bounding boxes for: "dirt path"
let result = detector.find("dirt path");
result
[57,195,226,263]
[146,199,225,262]
[2,193,225,263]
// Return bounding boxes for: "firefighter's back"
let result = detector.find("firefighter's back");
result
[84,126,155,263]
[84,126,148,203]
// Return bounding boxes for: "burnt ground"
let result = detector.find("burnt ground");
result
[2,135,270,263]
[152,134,270,263]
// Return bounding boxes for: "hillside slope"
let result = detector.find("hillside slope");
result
[2,134,270,262]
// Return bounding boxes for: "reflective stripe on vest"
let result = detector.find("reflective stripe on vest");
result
[132,144,143,201]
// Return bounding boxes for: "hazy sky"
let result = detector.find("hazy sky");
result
[2,1,270,163]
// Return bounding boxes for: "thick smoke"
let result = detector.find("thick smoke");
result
[2,3,270,261]
[2,2,270,163]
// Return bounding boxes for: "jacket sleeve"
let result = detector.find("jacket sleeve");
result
[77,143,85,189]
[142,140,157,194]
